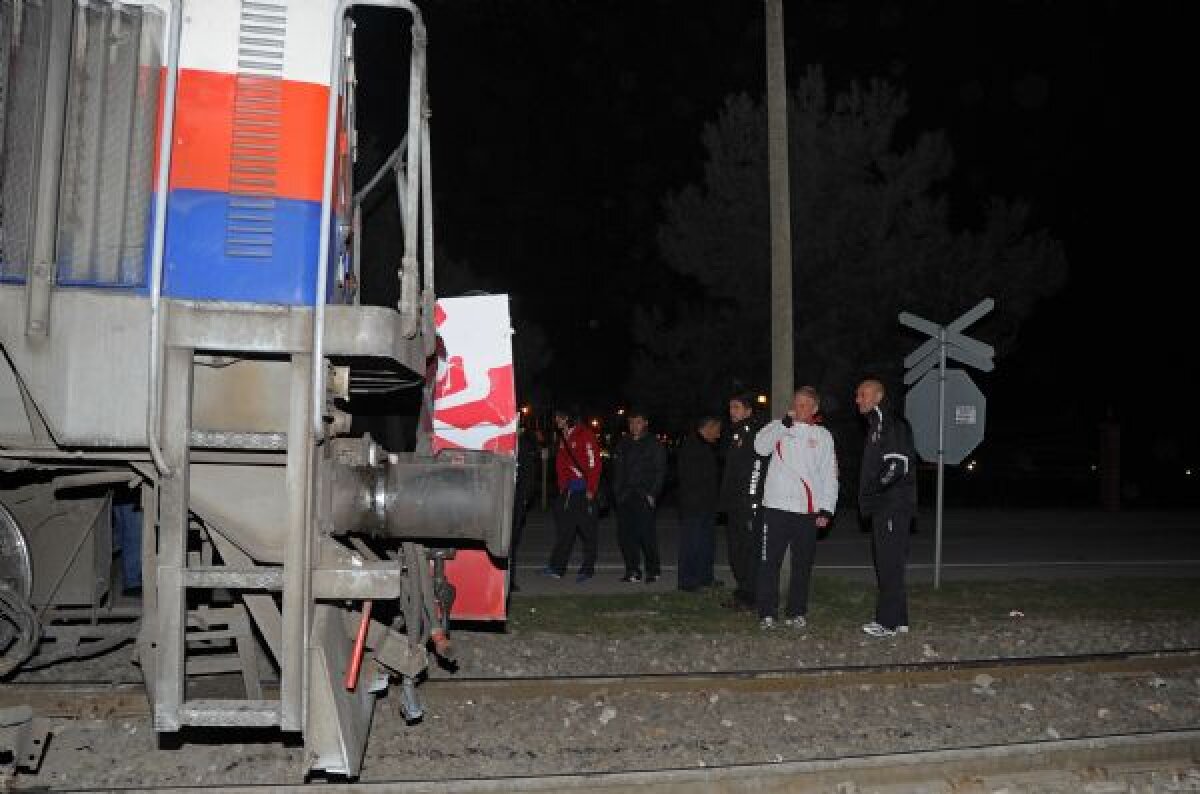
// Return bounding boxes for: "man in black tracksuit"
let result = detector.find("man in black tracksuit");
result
[676,416,723,591]
[855,378,918,638]
[508,424,539,592]
[718,394,768,609]
[612,408,667,582]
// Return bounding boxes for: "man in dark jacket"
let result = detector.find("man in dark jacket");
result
[508,423,539,592]
[855,378,918,638]
[676,416,723,591]
[719,393,768,609]
[612,408,667,583]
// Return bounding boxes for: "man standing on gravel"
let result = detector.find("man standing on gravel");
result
[508,423,540,593]
[612,408,667,583]
[855,378,918,638]
[677,416,724,592]
[719,393,768,610]
[753,387,838,630]
[544,407,603,583]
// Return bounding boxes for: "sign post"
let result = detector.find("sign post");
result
[936,328,946,590]
[900,299,994,589]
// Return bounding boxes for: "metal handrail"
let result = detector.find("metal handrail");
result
[397,5,425,340]
[420,102,434,301]
[145,0,183,478]
[313,0,426,437]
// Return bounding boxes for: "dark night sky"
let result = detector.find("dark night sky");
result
[355,1,1191,488]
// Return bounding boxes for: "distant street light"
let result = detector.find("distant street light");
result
[617,408,625,416]
[756,394,769,406]
[590,419,600,429]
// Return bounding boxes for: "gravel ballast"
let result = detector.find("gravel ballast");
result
[9,578,1200,789]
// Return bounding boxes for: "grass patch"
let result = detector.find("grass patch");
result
[506,577,1200,636]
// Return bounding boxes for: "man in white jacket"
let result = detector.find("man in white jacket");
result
[753,386,838,629]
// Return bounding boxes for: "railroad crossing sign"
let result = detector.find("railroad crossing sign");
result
[905,368,987,466]
[901,298,996,386]
[900,298,995,461]
[898,298,995,589]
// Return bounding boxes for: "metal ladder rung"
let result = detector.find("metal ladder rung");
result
[179,700,280,727]
[185,628,246,642]
[183,567,283,590]
[186,654,256,676]
[190,429,287,450]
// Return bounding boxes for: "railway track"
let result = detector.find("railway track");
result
[4,647,1199,719]
[15,730,1200,792]
[8,648,1199,791]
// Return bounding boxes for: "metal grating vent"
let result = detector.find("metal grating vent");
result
[225,0,287,261]
[0,0,48,282]
[0,2,10,274]
[54,0,162,286]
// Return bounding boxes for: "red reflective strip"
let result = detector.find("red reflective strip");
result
[802,479,813,513]
[445,550,508,621]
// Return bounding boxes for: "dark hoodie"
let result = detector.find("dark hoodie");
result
[613,432,667,504]
[677,432,719,517]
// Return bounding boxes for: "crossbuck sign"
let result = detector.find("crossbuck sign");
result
[899,298,995,589]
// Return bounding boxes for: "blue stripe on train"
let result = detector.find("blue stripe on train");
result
[161,188,323,305]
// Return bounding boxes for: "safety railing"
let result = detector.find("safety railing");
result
[313,0,430,438]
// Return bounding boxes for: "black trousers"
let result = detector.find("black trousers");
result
[756,507,818,620]
[548,492,598,575]
[616,497,660,577]
[508,497,529,586]
[870,509,913,629]
[726,505,759,603]
[678,511,716,589]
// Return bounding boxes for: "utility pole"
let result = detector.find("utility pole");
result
[765,0,793,411]
[765,0,794,603]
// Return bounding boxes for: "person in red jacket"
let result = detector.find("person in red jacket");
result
[543,406,603,582]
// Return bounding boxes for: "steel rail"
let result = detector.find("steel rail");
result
[5,647,1198,719]
[426,646,1200,701]
[19,730,1200,793]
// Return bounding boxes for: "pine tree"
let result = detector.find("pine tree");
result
[631,67,1066,427]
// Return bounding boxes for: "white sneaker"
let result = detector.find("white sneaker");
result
[759,616,777,630]
[862,621,908,638]
[783,616,807,629]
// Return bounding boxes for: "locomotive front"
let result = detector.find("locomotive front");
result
[0,0,514,777]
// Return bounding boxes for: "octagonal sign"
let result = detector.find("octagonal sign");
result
[904,368,986,465]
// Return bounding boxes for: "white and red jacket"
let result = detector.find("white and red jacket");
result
[555,424,602,498]
[754,419,838,515]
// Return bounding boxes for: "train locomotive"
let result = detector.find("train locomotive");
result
[0,0,514,777]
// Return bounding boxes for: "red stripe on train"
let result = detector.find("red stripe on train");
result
[154,68,329,203]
